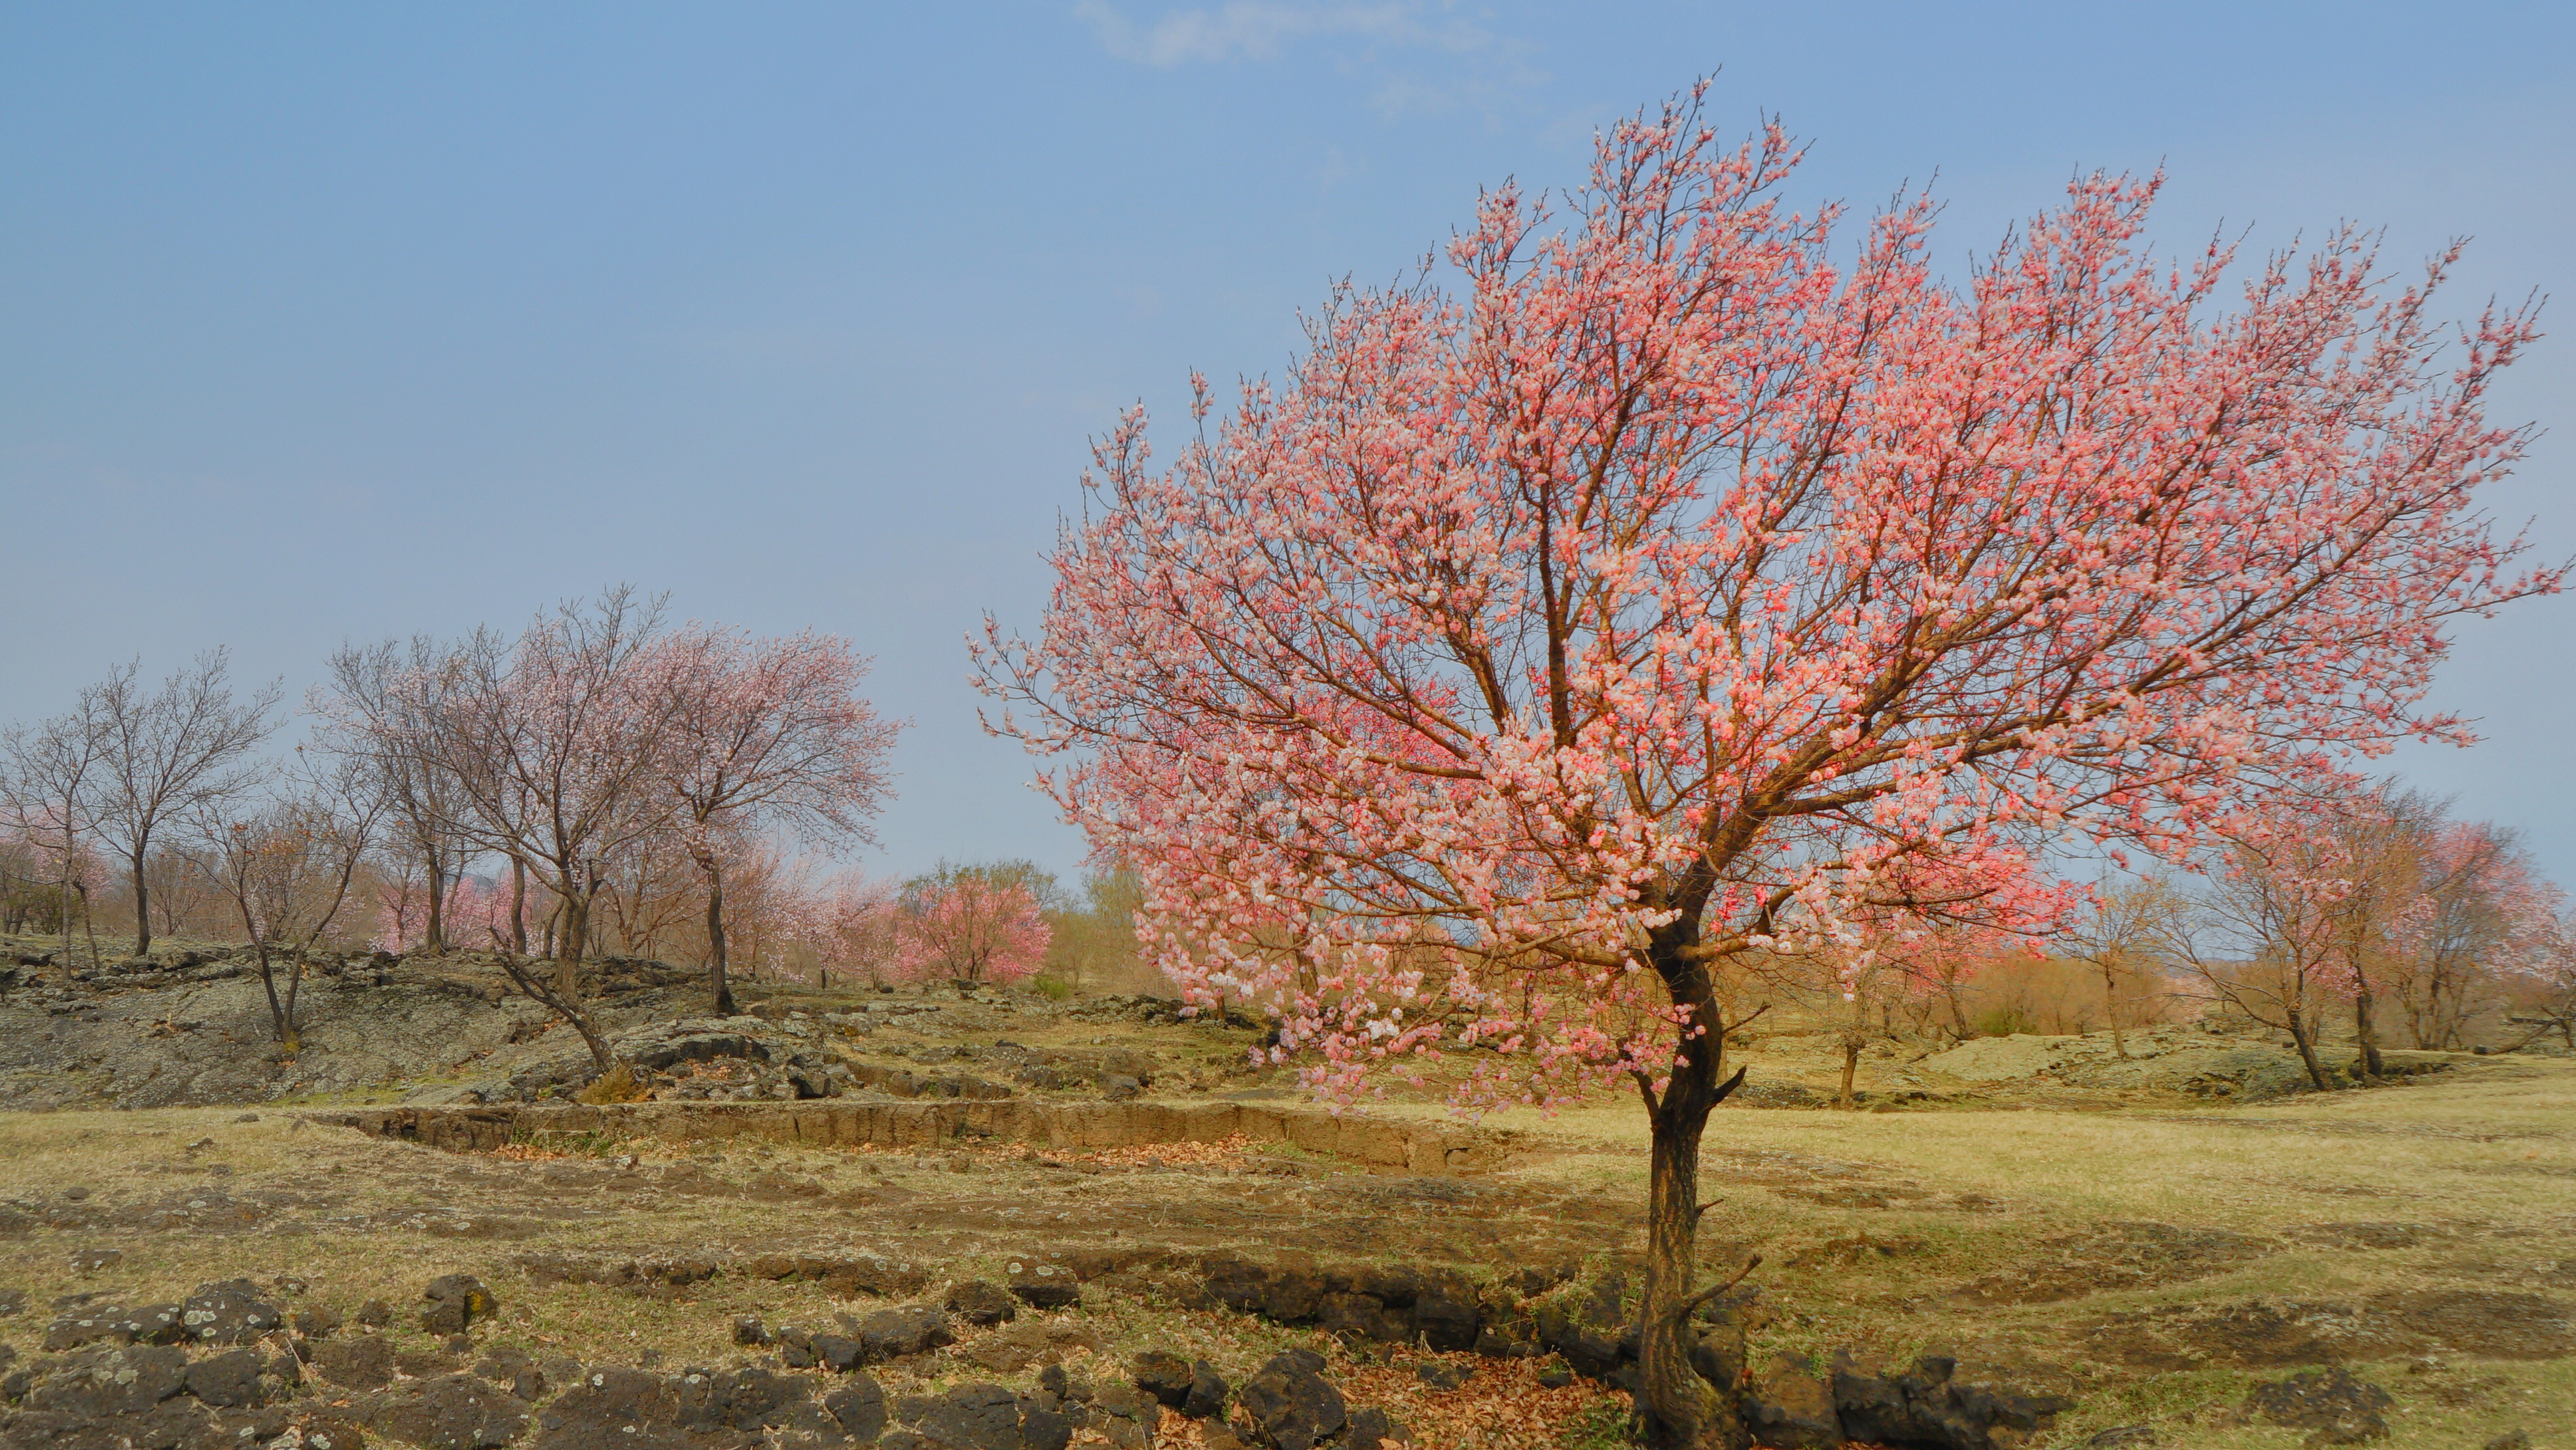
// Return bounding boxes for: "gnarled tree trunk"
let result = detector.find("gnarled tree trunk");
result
[1639,930,1750,1449]
[701,852,736,1016]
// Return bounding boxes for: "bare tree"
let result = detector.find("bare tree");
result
[189,751,385,1047]
[313,637,475,953]
[2171,817,2353,1093]
[653,626,898,1014]
[1,711,108,964]
[2064,880,2185,1060]
[420,588,679,995]
[81,651,282,955]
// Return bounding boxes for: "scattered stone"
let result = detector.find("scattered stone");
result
[1346,1406,1410,1447]
[296,1303,346,1339]
[945,1279,1018,1327]
[1183,1362,1228,1420]
[0,1288,23,1317]
[807,1334,864,1373]
[62,1187,90,1202]
[26,1343,190,1417]
[1007,1259,1080,1311]
[1413,1362,1469,1391]
[421,1274,498,1335]
[302,1413,369,1450]
[732,1252,927,1298]
[66,1248,121,1275]
[2084,1429,2158,1447]
[355,1298,392,1328]
[184,1347,268,1407]
[42,1301,184,1350]
[851,1303,956,1364]
[1101,1075,1142,1101]
[2244,1367,2393,1444]
[1236,1348,1345,1450]
[824,1376,889,1441]
[1134,1351,1194,1407]
[2482,1431,2530,1450]
[368,1370,533,1450]
[1745,1353,1838,1449]
[1535,1366,1573,1388]
[181,1279,285,1344]
[732,1315,773,1347]
[235,1113,260,1123]
[903,1381,1074,1450]
[1831,1351,2073,1450]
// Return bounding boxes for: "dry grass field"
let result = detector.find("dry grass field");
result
[2,946,2570,1447]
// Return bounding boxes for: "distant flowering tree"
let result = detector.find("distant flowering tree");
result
[894,863,1052,986]
[795,869,899,986]
[2385,815,2565,1049]
[653,626,899,1014]
[983,84,2554,1445]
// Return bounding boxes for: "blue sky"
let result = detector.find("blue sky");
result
[4,2,2570,887]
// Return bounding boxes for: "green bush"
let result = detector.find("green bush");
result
[1028,974,1075,1002]
[1975,1006,2038,1038]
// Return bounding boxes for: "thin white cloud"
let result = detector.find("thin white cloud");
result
[1073,1,1481,68]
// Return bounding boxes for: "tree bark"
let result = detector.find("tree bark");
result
[2352,986,2386,1082]
[492,946,614,1072]
[2286,1010,2335,1091]
[509,857,528,953]
[703,853,736,1016]
[129,849,151,957]
[2102,963,2129,1059]
[1837,1037,1861,1110]
[74,879,101,968]
[254,937,289,1045]
[423,851,446,955]
[1638,930,1749,1450]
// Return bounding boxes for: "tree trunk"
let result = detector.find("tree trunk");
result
[253,938,290,1046]
[130,850,151,957]
[509,857,528,953]
[2103,964,2129,1059]
[280,948,303,1052]
[2285,1010,2335,1091]
[703,853,736,1017]
[1637,931,1749,1450]
[2352,987,2386,1082]
[75,879,101,968]
[553,881,588,999]
[1837,1038,1861,1110]
[423,852,446,955]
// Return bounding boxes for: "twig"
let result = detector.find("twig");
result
[1665,1254,1763,1327]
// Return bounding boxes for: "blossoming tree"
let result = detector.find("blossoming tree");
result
[654,627,899,1014]
[893,862,1052,987]
[984,87,2551,1446]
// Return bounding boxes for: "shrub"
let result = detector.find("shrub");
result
[575,1061,649,1105]
[1028,974,1075,1002]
